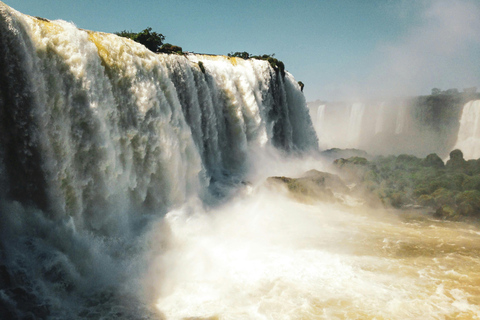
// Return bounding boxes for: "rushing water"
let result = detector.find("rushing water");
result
[150,183,480,320]
[1,2,480,320]
[453,100,480,160]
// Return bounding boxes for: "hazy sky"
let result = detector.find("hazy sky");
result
[5,0,480,101]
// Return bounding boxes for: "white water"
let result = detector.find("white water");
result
[148,185,480,320]
[374,102,387,135]
[316,104,326,134]
[346,103,365,147]
[453,100,480,159]
[395,102,408,135]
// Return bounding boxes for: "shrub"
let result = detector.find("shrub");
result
[159,43,183,54]
[116,27,165,53]
[228,51,251,59]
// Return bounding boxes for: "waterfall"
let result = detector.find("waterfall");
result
[452,100,480,159]
[308,98,465,157]
[347,103,365,147]
[0,3,317,217]
[374,102,386,134]
[316,104,326,131]
[0,3,317,318]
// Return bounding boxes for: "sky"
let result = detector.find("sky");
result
[4,0,480,102]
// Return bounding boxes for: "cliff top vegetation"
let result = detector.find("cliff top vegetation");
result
[115,27,182,54]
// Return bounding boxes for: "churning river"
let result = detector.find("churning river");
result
[151,185,480,320]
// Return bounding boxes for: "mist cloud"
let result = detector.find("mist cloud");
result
[351,0,480,99]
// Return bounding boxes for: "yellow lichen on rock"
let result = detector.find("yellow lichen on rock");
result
[87,31,112,66]
[229,57,238,66]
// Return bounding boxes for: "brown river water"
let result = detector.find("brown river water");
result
[147,186,480,320]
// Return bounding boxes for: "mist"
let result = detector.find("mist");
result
[322,0,480,102]
[141,151,480,319]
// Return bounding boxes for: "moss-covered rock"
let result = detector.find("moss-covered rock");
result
[422,153,444,168]
[321,148,369,161]
[267,170,348,203]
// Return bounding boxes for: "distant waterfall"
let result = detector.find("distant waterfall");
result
[375,103,386,135]
[395,103,408,135]
[347,103,365,146]
[452,100,480,159]
[316,104,326,130]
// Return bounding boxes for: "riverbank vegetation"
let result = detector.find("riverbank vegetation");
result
[333,149,480,221]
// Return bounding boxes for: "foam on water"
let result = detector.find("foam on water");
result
[148,186,480,320]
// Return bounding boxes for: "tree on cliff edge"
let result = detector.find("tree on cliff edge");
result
[116,27,165,53]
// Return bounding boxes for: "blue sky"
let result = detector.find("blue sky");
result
[4,0,480,101]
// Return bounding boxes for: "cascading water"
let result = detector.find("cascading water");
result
[394,103,408,135]
[315,104,326,132]
[0,3,317,318]
[346,103,365,147]
[374,102,386,135]
[452,100,480,159]
[308,98,468,157]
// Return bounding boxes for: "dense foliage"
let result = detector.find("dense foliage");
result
[116,27,165,53]
[115,28,182,54]
[334,150,480,220]
[159,43,183,54]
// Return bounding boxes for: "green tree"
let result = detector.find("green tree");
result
[133,27,165,53]
[115,30,137,40]
[116,27,165,53]
[228,51,250,59]
[159,43,183,54]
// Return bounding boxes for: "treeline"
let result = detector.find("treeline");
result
[115,27,183,54]
[334,150,480,221]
